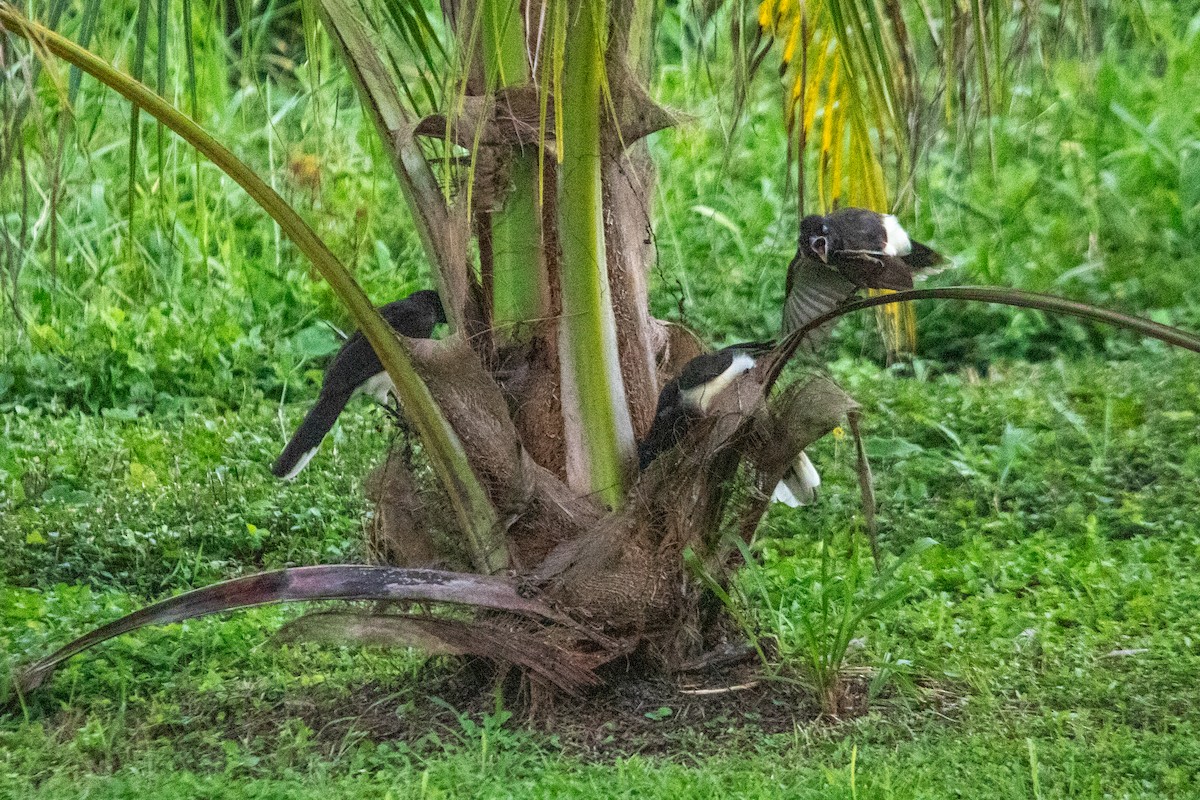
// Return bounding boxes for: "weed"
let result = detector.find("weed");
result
[737,532,935,718]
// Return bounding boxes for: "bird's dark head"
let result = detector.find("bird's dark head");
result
[799,214,830,263]
[410,289,447,325]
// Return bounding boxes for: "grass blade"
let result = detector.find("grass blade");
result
[181,0,207,255]
[68,0,99,104]
[156,0,167,178]
[128,0,151,264]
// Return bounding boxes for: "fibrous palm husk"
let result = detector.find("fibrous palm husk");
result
[404,335,605,570]
[365,446,445,569]
[517,365,858,668]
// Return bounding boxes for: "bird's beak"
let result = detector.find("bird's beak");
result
[809,235,828,263]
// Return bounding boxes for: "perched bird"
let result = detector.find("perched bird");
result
[637,343,820,506]
[638,342,771,470]
[775,209,941,505]
[782,207,943,338]
[272,289,446,480]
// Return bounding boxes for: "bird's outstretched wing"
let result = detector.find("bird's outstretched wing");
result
[782,254,859,339]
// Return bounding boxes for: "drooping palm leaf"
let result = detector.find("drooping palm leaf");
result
[765,286,1200,391]
[276,611,604,694]
[13,566,586,697]
[317,0,469,321]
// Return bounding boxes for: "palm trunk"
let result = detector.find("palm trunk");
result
[603,0,661,439]
[480,0,548,338]
[556,0,634,505]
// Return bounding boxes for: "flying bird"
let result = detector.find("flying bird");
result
[637,342,820,507]
[782,207,944,339]
[272,289,446,481]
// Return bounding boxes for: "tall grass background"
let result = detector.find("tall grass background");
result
[1,0,1198,412]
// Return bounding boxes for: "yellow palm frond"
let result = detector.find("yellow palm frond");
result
[760,0,915,356]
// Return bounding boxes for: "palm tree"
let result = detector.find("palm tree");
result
[4,0,1196,712]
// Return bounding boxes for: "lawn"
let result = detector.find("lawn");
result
[3,353,1200,798]
[3,1,1200,796]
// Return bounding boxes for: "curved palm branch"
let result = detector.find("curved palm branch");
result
[11,566,596,699]
[764,286,1200,390]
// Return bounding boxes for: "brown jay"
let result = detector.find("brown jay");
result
[782,207,944,339]
[774,208,942,503]
[271,289,446,480]
[637,342,821,507]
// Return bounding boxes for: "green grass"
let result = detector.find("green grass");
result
[3,354,1200,797]
[0,401,388,594]
[3,2,1200,796]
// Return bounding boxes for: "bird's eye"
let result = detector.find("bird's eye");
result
[821,224,830,234]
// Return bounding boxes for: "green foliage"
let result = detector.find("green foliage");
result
[738,533,934,716]
[647,2,1200,362]
[908,13,1200,365]
[0,4,430,412]
[4,355,1200,793]
[2,3,1199,410]
[0,402,383,594]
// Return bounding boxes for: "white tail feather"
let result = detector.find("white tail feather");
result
[881,215,912,256]
[771,451,821,507]
[279,446,319,481]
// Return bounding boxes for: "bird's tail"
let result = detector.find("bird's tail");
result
[905,240,944,271]
[771,450,821,507]
[271,391,353,480]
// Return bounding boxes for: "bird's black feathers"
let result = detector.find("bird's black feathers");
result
[784,208,944,336]
[271,289,446,480]
[637,342,772,470]
[638,379,689,470]
[903,240,943,271]
[782,254,858,341]
[637,341,822,505]
[675,341,773,392]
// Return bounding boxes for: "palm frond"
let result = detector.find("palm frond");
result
[13,566,590,698]
[766,286,1200,392]
[317,0,468,318]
